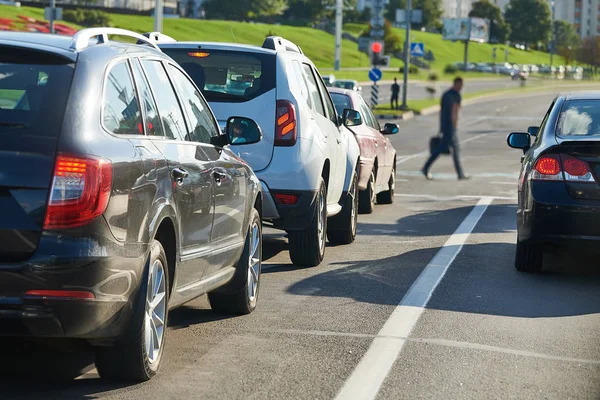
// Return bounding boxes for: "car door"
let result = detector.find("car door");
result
[166,62,246,278]
[137,58,214,291]
[359,98,390,190]
[301,63,344,205]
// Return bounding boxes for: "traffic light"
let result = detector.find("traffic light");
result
[370,41,384,66]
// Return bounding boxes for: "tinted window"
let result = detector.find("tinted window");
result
[102,61,142,135]
[333,80,356,90]
[330,92,352,116]
[557,100,600,136]
[141,60,187,140]
[162,49,275,103]
[131,59,164,137]
[302,64,325,117]
[0,60,73,139]
[167,64,219,144]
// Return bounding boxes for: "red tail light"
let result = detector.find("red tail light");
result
[275,100,297,146]
[274,193,299,205]
[561,154,595,182]
[44,155,113,229]
[530,154,596,183]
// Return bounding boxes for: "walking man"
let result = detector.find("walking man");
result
[422,77,469,180]
[391,78,400,110]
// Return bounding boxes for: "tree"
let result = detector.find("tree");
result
[504,0,551,45]
[204,0,253,20]
[385,0,443,30]
[579,36,600,73]
[468,0,510,43]
[253,0,289,22]
[553,20,581,65]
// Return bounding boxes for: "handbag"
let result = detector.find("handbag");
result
[430,134,451,155]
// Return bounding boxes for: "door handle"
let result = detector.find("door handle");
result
[171,167,188,183]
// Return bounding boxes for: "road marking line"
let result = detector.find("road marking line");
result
[394,193,517,201]
[334,197,493,400]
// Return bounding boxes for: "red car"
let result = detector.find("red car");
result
[329,87,398,213]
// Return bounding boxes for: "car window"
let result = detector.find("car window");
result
[292,60,311,109]
[314,70,338,124]
[533,99,555,145]
[330,92,352,116]
[131,59,164,137]
[302,63,325,117]
[167,64,219,144]
[141,60,188,141]
[162,49,276,103]
[556,100,600,137]
[102,61,142,135]
[360,98,380,130]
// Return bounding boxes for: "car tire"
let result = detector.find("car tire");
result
[376,166,395,205]
[95,239,169,382]
[327,173,358,245]
[359,170,376,214]
[209,208,262,314]
[515,237,544,273]
[289,180,327,267]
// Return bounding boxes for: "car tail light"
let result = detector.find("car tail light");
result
[275,100,297,147]
[531,155,562,181]
[561,155,595,182]
[274,193,298,205]
[23,290,95,300]
[44,155,113,230]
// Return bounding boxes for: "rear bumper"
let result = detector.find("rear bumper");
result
[0,229,147,339]
[265,188,319,231]
[520,181,600,243]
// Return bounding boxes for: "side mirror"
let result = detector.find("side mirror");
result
[342,108,362,127]
[527,126,539,136]
[382,123,399,135]
[357,86,363,92]
[338,115,344,127]
[225,116,262,146]
[210,134,230,148]
[507,132,531,152]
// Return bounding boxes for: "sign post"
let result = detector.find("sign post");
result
[44,1,62,34]
[401,0,412,110]
[369,67,382,108]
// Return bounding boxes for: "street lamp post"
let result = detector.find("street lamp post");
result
[550,0,555,69]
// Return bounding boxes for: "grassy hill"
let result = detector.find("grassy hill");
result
[0,5,564,80]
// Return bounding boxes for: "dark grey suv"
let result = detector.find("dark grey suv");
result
[0,28,264,381]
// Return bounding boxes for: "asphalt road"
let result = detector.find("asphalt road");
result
[2,91,600,399]
[365,77,525,103]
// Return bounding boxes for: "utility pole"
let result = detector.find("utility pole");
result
[334,0,343,70]
[154,0,163,32]
[49,0,56,34]
[401,0,412,110]
[550,0,555,69]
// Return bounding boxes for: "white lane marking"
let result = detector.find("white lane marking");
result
[395,193,517,201]
[395,132,489,165]
[334,197,493,400]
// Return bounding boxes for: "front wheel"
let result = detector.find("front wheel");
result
[327,173,358,245]
[359,170,376,214]
[376,167,395,205]
[288,180,327,267]
[209,208,262,314]
[95,239,169,381]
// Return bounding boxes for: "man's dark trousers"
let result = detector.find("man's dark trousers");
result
[423,128,464,177]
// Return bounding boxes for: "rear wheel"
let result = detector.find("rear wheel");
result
[327,173,358,245]
[209,208,262,314]
[289,180,327,267]
[515,236,544,273]
[358,171,376,214]
[95,239,169,381]
[376,166,395,205]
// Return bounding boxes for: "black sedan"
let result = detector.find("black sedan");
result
[507,92,600,272]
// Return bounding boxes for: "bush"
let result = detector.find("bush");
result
[428,72,439,81]
[64,9,111,27]
[444,64,458,74]
[399,65,419,74]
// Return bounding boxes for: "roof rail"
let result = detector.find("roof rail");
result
[262,36,303,55]
[142,32,178,44]
[70,27,161,51]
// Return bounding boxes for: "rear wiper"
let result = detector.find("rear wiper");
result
[0,122,28,128]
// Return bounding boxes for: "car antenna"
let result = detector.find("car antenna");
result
[230,26,237,43]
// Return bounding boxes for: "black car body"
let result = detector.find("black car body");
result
[507,92,600,272]
[0,28,263,380]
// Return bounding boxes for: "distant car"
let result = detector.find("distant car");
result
[0,28,264,381]
[507,92,600,272]
[323,74,336,87]
[329,87,398,213]
[474,63,493,73]
[333,79,362,92]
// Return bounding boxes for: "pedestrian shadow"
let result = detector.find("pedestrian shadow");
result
[286,242,600,318]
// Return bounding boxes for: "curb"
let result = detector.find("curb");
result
[417,105,440,116]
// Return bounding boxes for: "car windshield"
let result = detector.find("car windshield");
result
[557,100,600,136]
[330,92,352,116]
[0,61,74,138]
[162,49,276,103]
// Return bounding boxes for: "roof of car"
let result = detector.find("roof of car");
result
[564,91,600,101]
[327,87,360,100]
[159,42,277,55]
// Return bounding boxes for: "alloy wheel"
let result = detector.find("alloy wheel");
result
[145,259,167,365]
[247,221,261,302]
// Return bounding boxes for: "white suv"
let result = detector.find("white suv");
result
[157,35,360,267]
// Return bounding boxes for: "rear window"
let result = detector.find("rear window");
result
[330,92,352,116]
[0,59,73,138]
[162,49,275,103]
[333,81,356,90]
[557,100,600,137]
